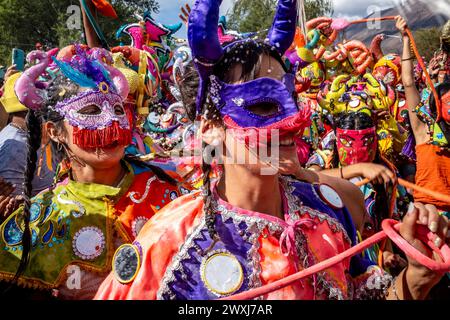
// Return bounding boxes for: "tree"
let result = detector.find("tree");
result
[413,27,442,61]
[0,0,159,66]
[227,0,334,35]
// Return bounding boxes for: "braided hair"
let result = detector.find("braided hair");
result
[11,70,176,282]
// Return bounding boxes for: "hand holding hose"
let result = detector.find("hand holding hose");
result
[396,202,450,299]
[395,15,408,38]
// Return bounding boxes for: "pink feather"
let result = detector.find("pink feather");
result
[331,18,351,31]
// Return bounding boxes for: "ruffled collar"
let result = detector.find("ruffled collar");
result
[62,160,135,203]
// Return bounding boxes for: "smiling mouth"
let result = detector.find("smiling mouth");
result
[279,137,295,147]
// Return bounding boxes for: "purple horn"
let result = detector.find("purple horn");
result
[188,0,224,64]
[267,0,298,55]
[188,0,225,115]
[14,51,50,110]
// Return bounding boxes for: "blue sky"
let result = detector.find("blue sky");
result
[153,0,450,38]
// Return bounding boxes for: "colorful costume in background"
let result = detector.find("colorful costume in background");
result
[0,72,54,196]
[414,82,450,213]
[0,163,182,298]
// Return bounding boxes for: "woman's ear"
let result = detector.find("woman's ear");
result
[44,122,64,144]
[200,117,225,146]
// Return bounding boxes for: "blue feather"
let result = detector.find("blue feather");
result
[91,60,117,92]
[52,57,97,88]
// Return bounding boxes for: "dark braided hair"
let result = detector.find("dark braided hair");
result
[10,76,76,283]
[10,72,176,282]
[12,110,41,282]
[180,40,287,241]
[179,61,200,123]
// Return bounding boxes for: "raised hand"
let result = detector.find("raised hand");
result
[179,3,191,25]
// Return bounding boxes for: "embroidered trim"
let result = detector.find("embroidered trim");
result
[200,249,244,297]
[72,226,106,260]
[213,200,285,299]
[131,216,150,238]
[156,219,208,300]
[128,176,157,204]
[56,190,86,218]
[281,176,352,245]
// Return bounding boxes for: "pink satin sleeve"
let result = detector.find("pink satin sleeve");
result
[95,191,204,300]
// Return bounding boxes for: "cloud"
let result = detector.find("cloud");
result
[331,0,450,19]
[331,0,402,18]
[153,0,449,39]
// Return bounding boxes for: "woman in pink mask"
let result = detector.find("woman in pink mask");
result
[0,47,185,300]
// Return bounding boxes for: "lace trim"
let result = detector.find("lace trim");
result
[281,176,352,245]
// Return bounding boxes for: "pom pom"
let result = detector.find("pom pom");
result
[331,18,352,31]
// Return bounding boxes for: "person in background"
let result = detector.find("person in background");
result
[0,65,55,223]
[0,66,55,198]
[397,17,450,215]
[0,47,185,299]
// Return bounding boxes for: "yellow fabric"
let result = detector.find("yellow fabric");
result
[0,72,27,114]
[112,53,139,95]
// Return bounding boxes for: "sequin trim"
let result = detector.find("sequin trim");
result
[281,176,352,245]
[56,190,86,218]
[129,176,157,204]
[72,226,105,260]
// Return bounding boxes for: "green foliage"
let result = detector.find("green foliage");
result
[0,0,159,66]
[413,27,442,61]
[227,0,333,35]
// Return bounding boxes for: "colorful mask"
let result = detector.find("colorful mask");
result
[209,71,310,142]
[209,73,297,128]
[15,47,132,149]
[336,127,377,166]
[188,0,298,116]
[54,89,131,148]
[300,61,325,92]
[373,54,401,86]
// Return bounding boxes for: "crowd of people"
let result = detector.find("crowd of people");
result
[0,0,448,300]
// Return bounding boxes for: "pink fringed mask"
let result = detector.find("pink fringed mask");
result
[53,88,131,149]
[15,46,132,149]
[336,127,377,166]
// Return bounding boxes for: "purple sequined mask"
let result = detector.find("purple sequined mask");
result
[209,72,298,128]
[54,89,129,130]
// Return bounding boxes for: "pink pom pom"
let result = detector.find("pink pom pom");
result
[331,18,351,31]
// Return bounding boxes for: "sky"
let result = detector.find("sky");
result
[153,0,450,38]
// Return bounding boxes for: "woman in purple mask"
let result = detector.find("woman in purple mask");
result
[95,0,449,300]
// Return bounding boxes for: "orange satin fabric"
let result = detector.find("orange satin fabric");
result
[114,171,184,241]
[95,192,355,300]
[414,144,450,211]
[95,191,204,300]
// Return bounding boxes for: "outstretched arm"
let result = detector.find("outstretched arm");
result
[396,16,429,145]
[320,163,396,185]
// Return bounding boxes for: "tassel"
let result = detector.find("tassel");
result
[73,122,132,149]
[36,144,45,178]
[46,143,53,172]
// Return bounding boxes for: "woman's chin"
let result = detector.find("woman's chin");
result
[78,145,125,166]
